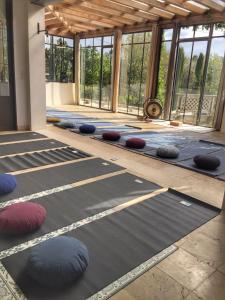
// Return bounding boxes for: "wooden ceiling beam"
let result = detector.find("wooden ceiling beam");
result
[164,0,209,14]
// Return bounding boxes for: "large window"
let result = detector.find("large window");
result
[171,24,225,127]
[80,36,113,110]
[156,29,173,108]
[45,35,74,83]
[0,0,9,96]
[118,32,151,116]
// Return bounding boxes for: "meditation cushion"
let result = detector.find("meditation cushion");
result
[194,155,220,171]
[0,174,17,196]
[47,117,61,123]
[79,124,96,134]
[56,121,74,129]
[102,131,121,141]
[0,202,46,234]
[170,120,183,127]
[28,236,89,287]
[126,138,146,149]
[157,145,180,159]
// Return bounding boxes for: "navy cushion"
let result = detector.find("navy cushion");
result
[79,124,96,134]
[157,145,180,159]
[102,131,121,141]
[194,155,220,170]
[28,236,89,287]
[126,138,146,149]
[56,121,74,129]
[0,174,17,196]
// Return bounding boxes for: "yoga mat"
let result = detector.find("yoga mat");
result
[0,158,124,203]
[145,141,221,163]
[0,172,160,252]
[2,189,219,300]
[176,148,225,177]
[0,147,90,173]
[0,139,67,157]
[0,132,47,144]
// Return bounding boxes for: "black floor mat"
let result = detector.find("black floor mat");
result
[0,132,47,144]
[0,158,124,203]
[0,139,67,157]
[0,173,160,252]
[0,147,90,173]
[1,189,219,300]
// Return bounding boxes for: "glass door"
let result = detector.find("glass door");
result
[171,24,225,128]
[0,0,16,130]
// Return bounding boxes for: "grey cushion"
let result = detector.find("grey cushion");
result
[194,155,221,170]
[157,145,180,159]
[27,236,89,287]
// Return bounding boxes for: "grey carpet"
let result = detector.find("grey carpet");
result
[0,132,47,144]
[0,158,124,203]
[0,172,160,252]
[0,147,90,173]
[1,189,219,300]
[0,139,67,157]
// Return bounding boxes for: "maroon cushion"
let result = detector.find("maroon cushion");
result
[126,138,146,149]
[102,131,121,141]
[0,202,46,234]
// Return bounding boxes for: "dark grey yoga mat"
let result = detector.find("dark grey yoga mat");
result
[2,189,220,300]
[0,158,124,203]
[0,147,90,173]
[0,139,67,157]
[145,141,221,163]
[0,132,47,144]
[176,148,225,177]
[0,173,160,252]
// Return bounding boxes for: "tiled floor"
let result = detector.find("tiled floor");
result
[2,105,224,300]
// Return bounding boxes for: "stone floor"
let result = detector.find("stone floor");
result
[44,105,225,300]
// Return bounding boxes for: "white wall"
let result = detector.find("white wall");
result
[13,0,46,131]
[46,82,75,106]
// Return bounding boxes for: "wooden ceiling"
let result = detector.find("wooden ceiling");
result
[45,0,225,36]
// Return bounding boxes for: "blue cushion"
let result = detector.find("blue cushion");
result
[79,124,96,134]
[157,145,180,159]
[0,174,17,196]
[27,236,89,287]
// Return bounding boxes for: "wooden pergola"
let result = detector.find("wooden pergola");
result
[43,0,225,37]
[33,0,225,129]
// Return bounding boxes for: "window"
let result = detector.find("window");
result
[171,24,225,127]
[118,31,151,116]
[156,29,173,107]
[80,36,113,110]
[45,35,74,83]
[0,0,9,96]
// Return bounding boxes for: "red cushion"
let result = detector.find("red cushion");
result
[126,138,146,149]
[0,202,46,234]
[102,131,121,141]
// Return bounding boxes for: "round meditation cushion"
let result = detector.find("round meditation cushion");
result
[27,236,89,287]
[0,174,17,196]
[193,155,220,171]
[47,117,61,123]
[79,124,96,134]
[126,138,146,149]
[156,145,180,159]
[56,121,74,129]
[170,120,183,127]
[0,202,46,234]
[102,131,121,141]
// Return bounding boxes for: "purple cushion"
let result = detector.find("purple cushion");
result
[0,202,46,234]
[79,124,96,134]
[0,174,17,196]
[102,131,121,141]
[126,138,146,149]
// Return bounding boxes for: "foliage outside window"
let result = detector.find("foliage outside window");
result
[156,29,173,107]
[118,32,151,116]
[171,23,225,127]
[45,35,74,83]
[80,36,113,110]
